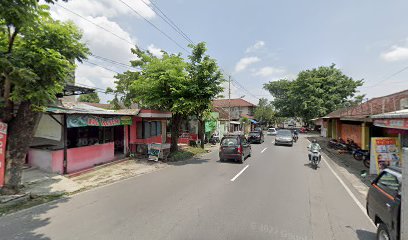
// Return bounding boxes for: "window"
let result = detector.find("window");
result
[377,172,400,195]
[144,121,150,138]
[221,138,238,146]
[151,121,157,137]
[157,121,162,135]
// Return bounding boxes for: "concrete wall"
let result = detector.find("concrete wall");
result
[29,142,115,174]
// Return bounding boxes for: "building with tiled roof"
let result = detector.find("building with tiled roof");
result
[212,98,256,120]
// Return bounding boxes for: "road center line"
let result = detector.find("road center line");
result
[261,147,267,153]
[230,165,249,182]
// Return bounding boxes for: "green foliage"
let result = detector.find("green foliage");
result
[254,98,276,125]
[264,64,363,122]
[78,92,100,103]
[106,71,140,109]
[0,16,89,107]
[185,42,224,118]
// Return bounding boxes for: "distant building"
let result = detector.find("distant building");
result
[213,98,257,132]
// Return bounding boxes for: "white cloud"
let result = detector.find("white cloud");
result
[49,0,155,19]
[246,41,265,53]
[147,44,163,58]
[381,46,408,62]
[235,57,261,72]
[253,66,285,78]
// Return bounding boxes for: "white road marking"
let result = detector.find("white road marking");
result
[230,165,250,182]
[306,139,375,227]
[321,156,375,227]
[261,148,267,153]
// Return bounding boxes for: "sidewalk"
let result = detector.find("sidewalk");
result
[1,145,216,215]
[307,136,373,198]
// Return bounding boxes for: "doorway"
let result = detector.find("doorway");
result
[114,125,124,154]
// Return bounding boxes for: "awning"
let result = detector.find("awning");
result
[250,119,258,124]
[373,119,408,130]
[230,121,240,125]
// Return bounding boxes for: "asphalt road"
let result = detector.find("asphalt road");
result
[0,135,377,240]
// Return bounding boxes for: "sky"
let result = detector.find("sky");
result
[47,0,408,105]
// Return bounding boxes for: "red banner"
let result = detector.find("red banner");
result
[374,119,408,129]
[0,122,7,187]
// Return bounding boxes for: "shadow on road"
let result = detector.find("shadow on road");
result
[356,229,376,240]
[0,197,69,240]
[303,162,320,170]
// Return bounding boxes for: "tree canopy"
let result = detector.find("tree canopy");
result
[264,64,363,122]
[0,0,89,191]
[78,92,100,103]
[254,98,276,126]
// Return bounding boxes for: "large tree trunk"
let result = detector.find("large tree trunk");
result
[3,101,41,193]
[170,113,182,153]
[198,118,205,149]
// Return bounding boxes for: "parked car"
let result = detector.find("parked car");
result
[267,128,277,135]
[300,127,308,133]
[254,127,262,132]
[366,167,401,240]
[248,131,264,144]
[274,129,293,146]
[219,134,251,163]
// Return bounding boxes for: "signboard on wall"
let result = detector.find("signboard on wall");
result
[67,115,132,128]
[0,122,7,187]
[35,114,62,141]
[374,119,408,130]
[370,137,401,174]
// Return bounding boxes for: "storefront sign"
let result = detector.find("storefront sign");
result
[370,137,401,174]
[374,119,408,130]
[67,115,132,128]
[0,122,7,187]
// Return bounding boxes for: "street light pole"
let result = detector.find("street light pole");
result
[228,75,231,133]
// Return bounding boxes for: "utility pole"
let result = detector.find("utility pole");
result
[228,75,231,133]
[402,147,408,240]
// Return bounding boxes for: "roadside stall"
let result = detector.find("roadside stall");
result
[29,102,133,174]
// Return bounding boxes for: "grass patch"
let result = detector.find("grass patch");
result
[0,194,64,216]
[170,147,208,161]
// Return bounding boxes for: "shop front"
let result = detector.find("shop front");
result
[369,109,408,174]
[29,104,133,174]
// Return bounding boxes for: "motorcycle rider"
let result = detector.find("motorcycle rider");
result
[308,139,321,162]
[293,129,299,141]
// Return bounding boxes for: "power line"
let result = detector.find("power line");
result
[117,0,190,53]
[56,3,136,47]
[363,64,408,89]
[83,59,121,74]
[90,54,138,71]
[140,0,194,44]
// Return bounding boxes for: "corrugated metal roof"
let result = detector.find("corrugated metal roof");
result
[371,109,408,119]
[47,102,139,116]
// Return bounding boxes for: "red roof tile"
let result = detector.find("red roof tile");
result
[213,98,256,108]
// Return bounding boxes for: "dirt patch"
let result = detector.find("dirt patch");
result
[70,159,168,189]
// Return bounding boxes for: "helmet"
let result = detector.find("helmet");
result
[312,139,317,143]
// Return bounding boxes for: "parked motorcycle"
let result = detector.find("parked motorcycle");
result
[209,135,220,145]
[353,149,369,161]
[328,138,348,151]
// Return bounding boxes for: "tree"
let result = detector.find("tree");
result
[106,71,140,109]
[264,64,363,122]
[185,42,224,148]
[78,92,100,103]
[114,48,191,153]
[254,98,276,126]
[0,1,89,192]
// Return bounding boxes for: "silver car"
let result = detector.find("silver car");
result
[274,129,293,146]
